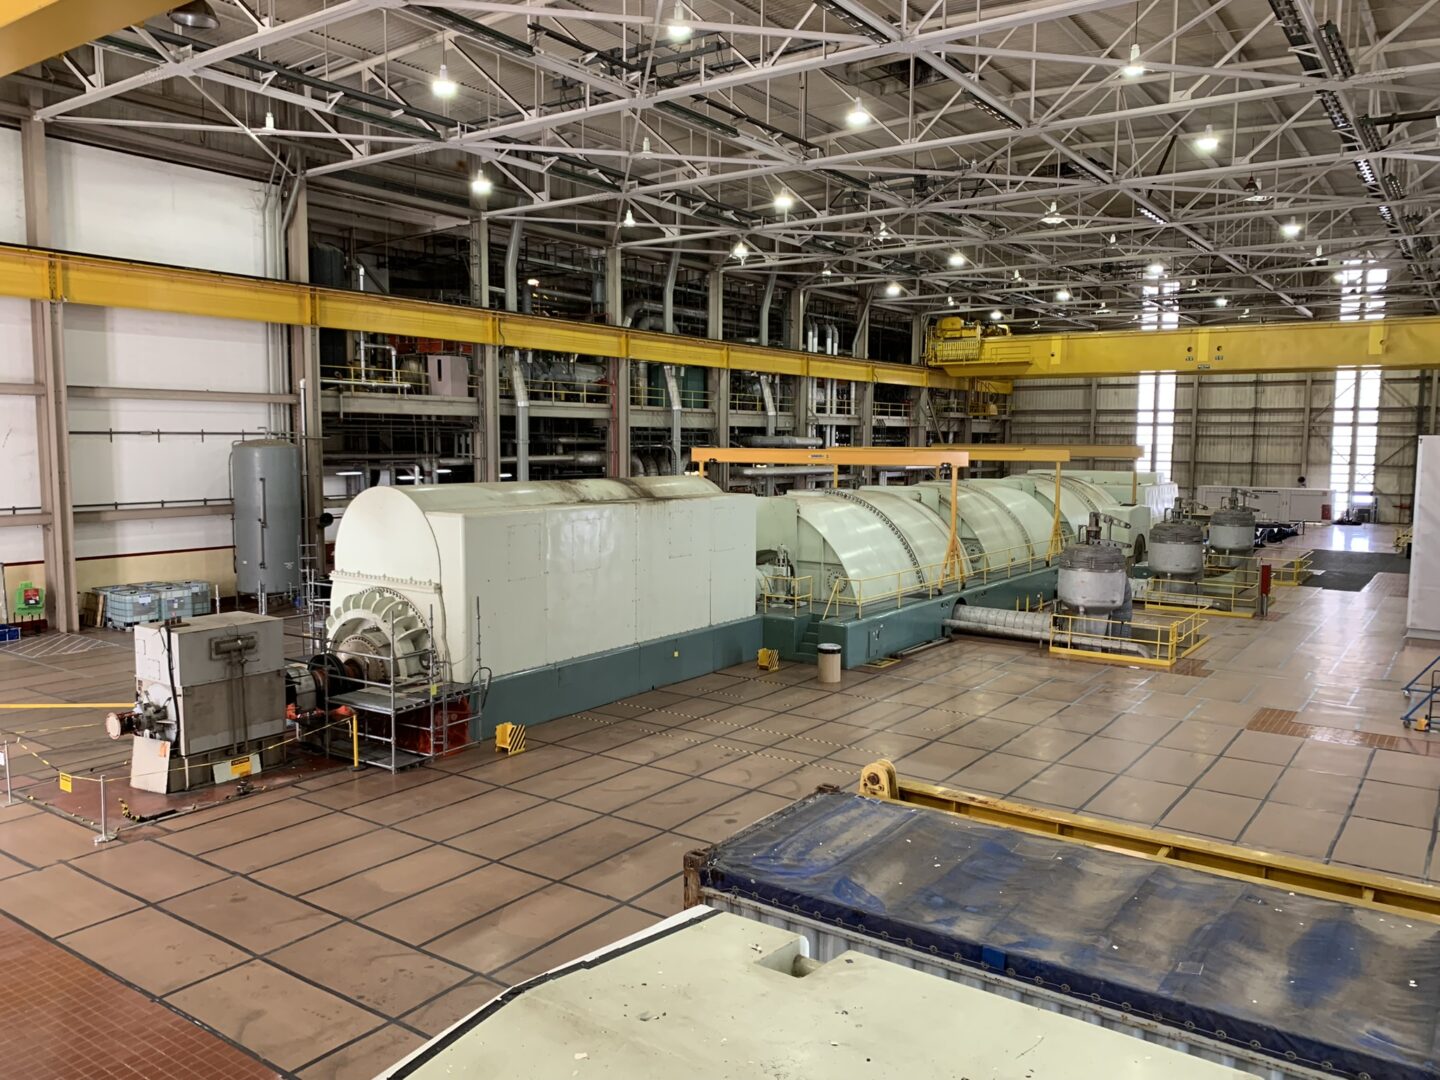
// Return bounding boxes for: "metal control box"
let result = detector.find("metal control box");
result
[134,611,285,687]
[133,612,286,761]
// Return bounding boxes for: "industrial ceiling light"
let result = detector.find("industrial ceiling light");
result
[1095,305,1112,314]
[666,1,693,43]
[432,63,458,99]
[1145,262,1165,277]
[471,173,494,196]
[821,266,833,278]
[989,310,1004,321]
[732,239,749,261]
[947,251,966,267]
[1243,176,1269,202]
[622,207,637,227]
[1040,202,1066,225]
[1121,42,1145,78]
[526,277,540,287]
[1333,271,1345,282]
[1279,219,1302,239]
[1215,296,1229,308]
[260,109,275,134]
[946,295,956,306]
[335,469,363,477]
[434,468,452,475]
[773,190,795,212]
[1055,288,1072,302]
[1194,124,1220,153]
[884,281,902,297]
[845,97,870,128]
[168,0,219,29]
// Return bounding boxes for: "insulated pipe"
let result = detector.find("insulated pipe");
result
[737,466,834,478]
[509,353,530,482]
[758,273,778,347]
[663,249,681,334]
[357,342,397,385]
[944,607,1151,658]
[744,435,823,448]
[663,365,684,475]
[758,377,778,438]
[499,451,606,467]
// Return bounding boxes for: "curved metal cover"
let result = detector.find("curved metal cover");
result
[842,491,961,580]
[788,493,917,586]
[913,482,1026,557]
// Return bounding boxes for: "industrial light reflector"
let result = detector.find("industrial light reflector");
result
[989,309,1003,321]
[1279,220,1302,239]
[1215,296,1229,308]
[623,208,637,227]
[774,190,795,212]
[947,251,966,267]
[666,2,693,42]
[433,64,458,98]
[1145,262,1165,277]
[1041,203,1066,225]
[169,1,219,29]
[1055,288,1071,302]
[1121,43,1145,78]
[1194,125,1219,153]
[845,97,870,128]
[471,173,493,195]
[885,281,902,297]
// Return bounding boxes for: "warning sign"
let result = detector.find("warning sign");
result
[58,773,73,793]
[230,756,252,778]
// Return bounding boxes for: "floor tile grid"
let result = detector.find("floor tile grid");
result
[17,782,663,1076]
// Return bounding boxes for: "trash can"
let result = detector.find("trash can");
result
[817,642,842,684]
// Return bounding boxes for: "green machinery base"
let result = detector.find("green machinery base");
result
[477,616,762,739]
[762,565,1059,669]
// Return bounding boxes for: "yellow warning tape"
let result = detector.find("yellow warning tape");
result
[0,702,134,709]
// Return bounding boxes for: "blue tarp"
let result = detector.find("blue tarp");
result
[697,790,1440,1080]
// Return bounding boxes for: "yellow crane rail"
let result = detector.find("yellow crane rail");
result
[1,1,171,77]
[858,759,1440,924]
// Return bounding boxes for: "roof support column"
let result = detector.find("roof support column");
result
[787,288,810,448]
[22,114,76,631]
[706,268,723,341]
[470,217,499,481]
[605,245,630,478]
[709,367,730,490]
[285,178,325,576]
[662,249,680,334]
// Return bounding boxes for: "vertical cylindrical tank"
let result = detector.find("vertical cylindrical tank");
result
[1148,520,1206,577]
[1057,544,1128,613]
[231,439,302,595]
[1208,507,1257,555]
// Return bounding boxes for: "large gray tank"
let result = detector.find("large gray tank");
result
[1057,543,1128,613]
[231,439,302,596]
[1148,519,1205,577]
[1208,506,1257,555]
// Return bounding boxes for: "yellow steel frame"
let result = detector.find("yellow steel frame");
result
[0,244,967,391]
[1137,578,1258,619]
[0,1,171,77]
[1224,551,1313,586]
[857,759,1440,923]
[929,316,1440,379]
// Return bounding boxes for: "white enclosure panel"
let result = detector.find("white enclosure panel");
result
[637,498,709,642]
[1408,437,1440,638]
[75,517,232,560]
[64,306,271,391]
[0,296,32,380]
[0,128,23,245]
[0,302,40,516]
[46,141,272,274]
[711,495,759,623]
[544,504,637,664]
[471,512,548,678]
[0,526,43,564]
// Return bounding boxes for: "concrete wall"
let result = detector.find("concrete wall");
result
[0,131,282,597]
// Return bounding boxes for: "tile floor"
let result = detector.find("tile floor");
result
[0,524,1435,1077]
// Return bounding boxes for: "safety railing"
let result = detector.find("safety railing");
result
[760,574,813,613]
[498,374,612,405]
[961,541,1054,586]
[1136,576,1259,618]
[872,401,912,419]
[632,385,712,409]
[1048,609,1208,668]
[1208,551,1312,586]
[729,391,797,413]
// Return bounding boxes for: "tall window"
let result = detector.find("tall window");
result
[1330,367,1380,512]
[1137,372,1177,478]
[1338,261,1388,321]
[1141,279,1179,330]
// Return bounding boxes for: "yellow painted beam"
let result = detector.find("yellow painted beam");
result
[0,1,172,77]
[690,447,971,468]
[0,244,965,391]
[933,442,1140,461]
[936,317,1440,379]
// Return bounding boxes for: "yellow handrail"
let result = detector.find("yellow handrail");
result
[760,574,813,613]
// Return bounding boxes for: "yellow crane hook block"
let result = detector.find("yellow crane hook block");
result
[494,722,527,755]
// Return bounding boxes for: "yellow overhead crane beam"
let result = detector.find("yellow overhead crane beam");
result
[0,244,965,391]
[934,317,1440,379]
[0,1,171,77]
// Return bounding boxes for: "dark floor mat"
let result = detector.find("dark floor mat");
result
[1302,549,1412,574]
[1300,571,1374,591]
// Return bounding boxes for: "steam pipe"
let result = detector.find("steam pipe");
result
[663,365,684,475]
[944,608,1150,658]
[737,466,834,478]
[663,249,681,334]
[504,223,523,313]
[509,353,529,482]
[758,273,777,347]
